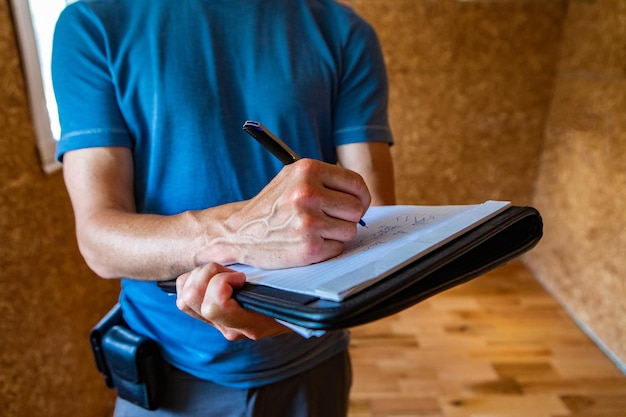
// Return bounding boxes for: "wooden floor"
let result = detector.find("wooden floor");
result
[347,261,626,417]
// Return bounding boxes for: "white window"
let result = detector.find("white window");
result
[10,0,76,174]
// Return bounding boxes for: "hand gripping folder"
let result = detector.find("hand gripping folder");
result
[231,205,543,330]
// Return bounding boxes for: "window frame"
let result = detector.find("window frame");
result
[10,0,73,174]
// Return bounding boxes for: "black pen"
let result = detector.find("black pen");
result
[242,121,366,227]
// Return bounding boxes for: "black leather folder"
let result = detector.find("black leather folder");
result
[232,206,543,330]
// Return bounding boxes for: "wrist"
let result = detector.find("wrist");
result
[188,204,243,267]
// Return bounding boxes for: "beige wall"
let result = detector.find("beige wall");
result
[349,0,567,206]
[1,0,623,415]
[0,2,119,414]
[354,0,626,368]
[525,0,626,367]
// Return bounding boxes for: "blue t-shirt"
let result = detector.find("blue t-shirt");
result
[53,0,393,388]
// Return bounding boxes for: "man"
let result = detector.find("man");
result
[53,0,395,415]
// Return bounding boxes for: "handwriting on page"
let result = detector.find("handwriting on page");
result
[341,214,440,257]
[235,202,511,301]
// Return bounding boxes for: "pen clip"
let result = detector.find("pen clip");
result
[243,121,301,165]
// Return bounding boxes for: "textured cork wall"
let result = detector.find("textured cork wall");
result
[4,0,624,416]
[348,0,567,206]
[525,0,626,366]
[0,1,120,415]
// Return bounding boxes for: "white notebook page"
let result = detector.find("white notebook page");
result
[232,201,511,301]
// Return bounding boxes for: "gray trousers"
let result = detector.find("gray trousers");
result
[114,350,352,417]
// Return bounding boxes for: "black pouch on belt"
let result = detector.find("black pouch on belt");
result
[90,304,163,410]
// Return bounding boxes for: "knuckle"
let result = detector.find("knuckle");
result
[302,240,325,262]
[222,331,239,342]
[287,183,318,207]
[293,158,319,176]
[222,328,246,342]
[175,297,187,312]
[302,238,342,264]
[200,302,219,320]
[175,292,194,311]
[246,330,264,341]
[200,262,220,275]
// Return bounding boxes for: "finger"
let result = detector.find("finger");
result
[298,205,360,244]
[175,271,203,319]
[176,263,228,316]
[200,271,247,325]
[315,189,366,225]
[217,309,290,341]
[317,162,371,213]
[174,265,287,341]
[216,327,247,341]
[286,159,370,213]
[175,271,192,294]
[239,319,290,341]
[294,161,371,225]
[301,237,346,265]
[202,272,290,340]
[176,267,203,315]
[206,271,246,306]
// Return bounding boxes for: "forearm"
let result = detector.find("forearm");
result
[337,142,396,206]
[75,204,241,281]
[66,147,370,280]
[63,146,242,281]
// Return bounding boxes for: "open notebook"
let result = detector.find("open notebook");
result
[157,202,543,330]
[232,200,511,302]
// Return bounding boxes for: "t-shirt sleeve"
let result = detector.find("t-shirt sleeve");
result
[52,3,133,162]
[333,14,393,147]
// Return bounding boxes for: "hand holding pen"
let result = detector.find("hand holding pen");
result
[157,121,371,293]
[214,120,371,270]
[243,121,367,227]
